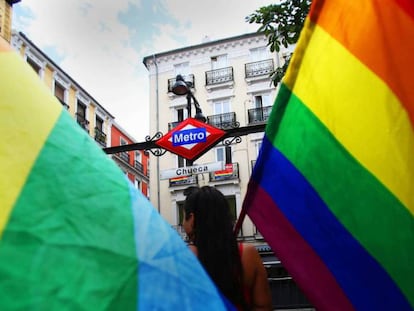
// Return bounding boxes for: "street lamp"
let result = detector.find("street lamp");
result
[171,75,206,123]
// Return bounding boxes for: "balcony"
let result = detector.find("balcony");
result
[205,67,233,86]
[247,106,272,124]
[118,152,130,163]
[209,163,239,182]
[207,112,238,129]
[245,59,274,78]
[134,160,144,173]
[76,113,89,132]
[94,127,107,147]
[169,174,198,187]
[168,74,195,93]
[168,121,182,131]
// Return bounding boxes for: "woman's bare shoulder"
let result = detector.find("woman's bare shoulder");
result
[188,244,198,256]
[240,243,263,266]
[241,243,260,256]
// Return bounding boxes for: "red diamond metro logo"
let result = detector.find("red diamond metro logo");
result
[156,118,226,161]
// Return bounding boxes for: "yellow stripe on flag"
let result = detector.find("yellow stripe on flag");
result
[0,48,62,236]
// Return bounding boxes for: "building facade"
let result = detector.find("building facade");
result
[10,31,150,198]
[143,32,314,310]
[111,122,150,198]
[0,0,19,42]
[143,32,284,239]
[11,31,114,148]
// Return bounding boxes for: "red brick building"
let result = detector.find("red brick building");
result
[111,122,150,198]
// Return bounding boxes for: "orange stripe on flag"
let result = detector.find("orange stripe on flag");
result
[312,0,414,125]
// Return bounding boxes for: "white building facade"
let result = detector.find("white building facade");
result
[143,32,286,240]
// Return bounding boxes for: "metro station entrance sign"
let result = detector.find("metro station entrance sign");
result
[155,118,225,161]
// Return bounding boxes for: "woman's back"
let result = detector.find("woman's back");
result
[239,243,272,310]
[183,186,272,310]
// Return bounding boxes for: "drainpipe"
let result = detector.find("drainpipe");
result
[153,54,161,213]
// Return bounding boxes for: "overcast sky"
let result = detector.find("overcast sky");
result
[12,0,275,140]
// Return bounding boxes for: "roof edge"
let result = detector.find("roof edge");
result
[15,31,115,119]
[142,31,265,68]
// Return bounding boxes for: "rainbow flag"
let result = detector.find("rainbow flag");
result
[0,38,232,310]
[214,164,234,179]
[243,0,414,310]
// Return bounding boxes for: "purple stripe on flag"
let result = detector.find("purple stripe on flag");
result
[244,181,354,311]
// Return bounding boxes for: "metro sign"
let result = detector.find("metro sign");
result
[156,118,226,161]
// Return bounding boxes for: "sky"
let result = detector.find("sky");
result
[12,0,275,141]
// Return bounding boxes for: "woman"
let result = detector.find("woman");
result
[183,186,272,311]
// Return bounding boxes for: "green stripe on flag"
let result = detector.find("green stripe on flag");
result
[0,111,138,310]
[266,84,414,303]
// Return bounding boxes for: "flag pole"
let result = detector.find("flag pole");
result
[233,205,247,236]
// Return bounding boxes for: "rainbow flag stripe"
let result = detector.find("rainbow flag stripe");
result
[0,38,231,310]
[243,0,414,310]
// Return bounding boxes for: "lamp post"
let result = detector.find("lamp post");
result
[171,75,206,123]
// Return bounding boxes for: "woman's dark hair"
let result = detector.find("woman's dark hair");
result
[184,186,247,309]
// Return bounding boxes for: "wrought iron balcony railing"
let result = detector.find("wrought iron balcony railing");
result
[168,74,195,93]
[245,59,274,78]
[94,127,107,146]
[76,113,89,132]
[209,163,239,182]
[168,121,182,131]
[169,174,198,187]
[118,152,130,163]
[134,160,143,173]
[207,112,238,129]
[247,106,272,124]
[205,66,233,86]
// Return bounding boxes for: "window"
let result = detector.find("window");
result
[120,137,128,146]
[251,94,273,123]
[27,57,41,75]
[94,116,106,145]
[177,156,191,168]
[177,201,185,226]
[77,101,86,118]
[135,179,141,190]
[76,100,89,131]
[135,151,142,163]
[95,116,103,131]
[174,62,190,76]
[54,81,65,102]
[213,99,230,115]
[169,108,188,130]
[216,146,232,164]
[210,99,234,128]
[119,137,130,163]
[54,81,69,109]
[250,46,268,62]
[256,140,263,157]
[211,54,227,69]
[225,196,237,225]
[254,94,272,108]
[176,108,187,122]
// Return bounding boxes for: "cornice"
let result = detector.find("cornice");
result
[157,35,267,65]
[144,32,267,68]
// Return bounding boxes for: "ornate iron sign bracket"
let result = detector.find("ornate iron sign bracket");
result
[103,123,266,160]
